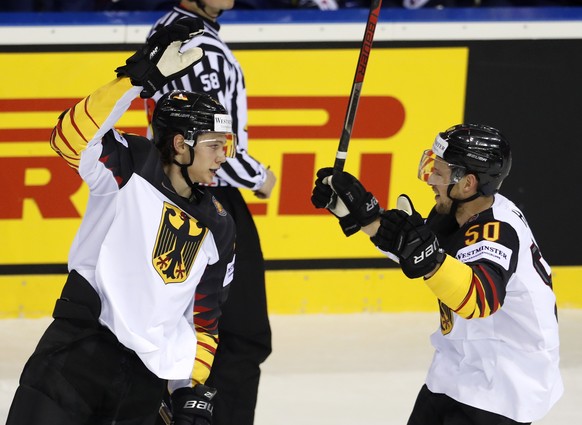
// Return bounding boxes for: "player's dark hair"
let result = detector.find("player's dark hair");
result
[156,131,181,166]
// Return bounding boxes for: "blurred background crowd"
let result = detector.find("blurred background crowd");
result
[1,0,582,12]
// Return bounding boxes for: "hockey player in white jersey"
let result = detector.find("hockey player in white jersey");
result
[6,17,237,425]
[149,2,276,425]
[312,123,562,424]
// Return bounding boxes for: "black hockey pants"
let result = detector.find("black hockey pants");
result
[202,187,272,425]
[408,384,532,425]
[6,270,165,425]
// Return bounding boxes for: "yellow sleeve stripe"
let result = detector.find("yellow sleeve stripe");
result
[191,333,219,386]
[425,255,476,319]
[50,125,81,170]
[81,78,134,134]
[52,101,94,161]
[49,78,136,169]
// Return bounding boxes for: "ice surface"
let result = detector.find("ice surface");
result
[1,311,580,424]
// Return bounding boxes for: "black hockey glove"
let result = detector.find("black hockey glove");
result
[370,208,412,253]
[116,17,204,98]
[170,384,217,425]
[330,170,380,226]
[372,194,445,279]
[311,167,360,236]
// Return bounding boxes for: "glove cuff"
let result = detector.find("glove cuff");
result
[115,61,166,99]
[338,215,361,237]
[370,233,389,251]
[401,246,446,279]
[354,192,380,227]
[193,384,217,401]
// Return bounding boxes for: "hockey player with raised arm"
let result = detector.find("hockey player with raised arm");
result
[312,124,562,425]
[6,17,236,425]
[148,2,276,425]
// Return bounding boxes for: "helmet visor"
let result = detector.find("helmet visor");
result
[185,131,238,159]
[418,149,466,186]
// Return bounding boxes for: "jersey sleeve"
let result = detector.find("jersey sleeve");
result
[190,246,236,386]
[424,220,519,319]
[50,77,141,171]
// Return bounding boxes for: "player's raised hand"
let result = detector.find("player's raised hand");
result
[372,194,445,278]
[370,208,412,254]
[116,17,204,98]
[311,167,360,236]
[312,168,342,213]
[328,170,380,227]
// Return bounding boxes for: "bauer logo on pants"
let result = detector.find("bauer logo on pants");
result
[153,202,208,284]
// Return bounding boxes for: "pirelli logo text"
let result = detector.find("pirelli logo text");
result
[0,46,469,264]
[0,95,402,220]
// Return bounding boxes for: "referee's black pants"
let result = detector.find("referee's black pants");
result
[6,271,166,425]
[205,187,272,425]
[408,384,532,425]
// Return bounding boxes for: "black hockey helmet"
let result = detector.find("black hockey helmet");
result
[419,123,512,196]
[151,90,236,157]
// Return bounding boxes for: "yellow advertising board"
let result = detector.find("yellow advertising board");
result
[0,47,467,261]
[2,47,578,316]
[238,47,467,259]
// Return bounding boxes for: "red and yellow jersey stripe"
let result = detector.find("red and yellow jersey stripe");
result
[49,77,138,170]
[425,256,505,319]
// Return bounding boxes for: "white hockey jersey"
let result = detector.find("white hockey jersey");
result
[423,194,563,422]
[50,78,236,387]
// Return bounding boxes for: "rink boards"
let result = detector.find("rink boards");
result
[0,8,581,316]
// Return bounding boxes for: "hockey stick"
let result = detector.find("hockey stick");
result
[333,0,382,173]
[159,400,173,425]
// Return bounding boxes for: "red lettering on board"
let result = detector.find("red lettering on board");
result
[0,157,82,219]
[0,96,404,219]
[248,96,404,139]
[277,153,392,216]
[0,96,405,142]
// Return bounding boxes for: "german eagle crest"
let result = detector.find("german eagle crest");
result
[153,202,208,284]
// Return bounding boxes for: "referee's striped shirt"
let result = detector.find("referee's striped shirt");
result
[149,7,268,190]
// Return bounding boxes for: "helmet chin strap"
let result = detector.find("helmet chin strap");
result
[446,184,481,216]
[173,145,199,194]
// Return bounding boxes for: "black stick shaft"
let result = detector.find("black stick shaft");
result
[159,400,173,425]
[333,0,382,172]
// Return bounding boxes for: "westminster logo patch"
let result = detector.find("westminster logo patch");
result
[153,202,208,284]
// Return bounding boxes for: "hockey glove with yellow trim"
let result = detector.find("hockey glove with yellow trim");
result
[170,384,217,425]
[311,167,360,236]
[116,17,204,98]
